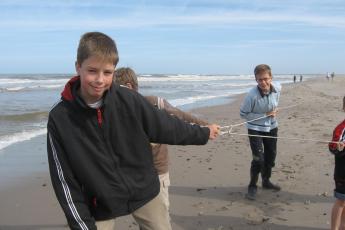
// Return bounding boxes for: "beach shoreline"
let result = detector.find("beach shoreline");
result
[0,76,344,229]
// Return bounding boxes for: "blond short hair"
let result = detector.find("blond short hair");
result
[77,32,119,66]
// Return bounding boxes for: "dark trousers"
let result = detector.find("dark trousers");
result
[335,155,345,194]
[248,128,278,186]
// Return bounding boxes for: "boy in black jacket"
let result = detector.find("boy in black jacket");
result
[47,32,219,230]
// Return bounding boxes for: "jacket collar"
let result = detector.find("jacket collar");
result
[61,76,80,101]
[61,76,113,108]
[257,84,277,97]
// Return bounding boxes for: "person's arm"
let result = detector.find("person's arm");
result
[162,100,220,139]
[240,94,267,121]
[162,98,209,126]
[266,109,278,118]
[329,141,345,156]
[135,94,217,145]
[207,124,220,140]
[329,121,345,157]
[47,119,96,230]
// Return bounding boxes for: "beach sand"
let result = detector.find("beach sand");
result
[0,76,344,230]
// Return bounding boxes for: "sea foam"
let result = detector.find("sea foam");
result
[0,128,47,151]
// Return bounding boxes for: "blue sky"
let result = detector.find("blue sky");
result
[1,0,344,74]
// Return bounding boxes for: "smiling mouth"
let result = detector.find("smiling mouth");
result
[93,87,104,92]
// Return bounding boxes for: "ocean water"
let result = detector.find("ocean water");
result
[0,73,312,151]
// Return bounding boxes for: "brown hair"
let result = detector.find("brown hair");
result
[114,67,138,91]
[77,32,119,66]
[254,64,272,77]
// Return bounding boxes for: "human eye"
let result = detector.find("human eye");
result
[259,78,270,82]
[104,70,114,77]
[88,68,97,74]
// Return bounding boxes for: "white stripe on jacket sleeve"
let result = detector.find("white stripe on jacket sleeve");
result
[48,132,89,230]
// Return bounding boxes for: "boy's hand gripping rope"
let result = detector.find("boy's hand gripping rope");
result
[219,103,339,144]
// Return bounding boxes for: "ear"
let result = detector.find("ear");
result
[75,61,81,75]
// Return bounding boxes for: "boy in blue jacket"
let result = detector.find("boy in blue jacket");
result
[240,64,281,200]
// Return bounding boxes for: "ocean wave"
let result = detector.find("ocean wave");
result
[0,78,68,87]
[138,75,254,82]
[140,74,153,77]
[169,90,246,107]
[0,111,48,122]
[0,76,69,84]
[0,84,64,93]
[138,74,301,83]
[0,78,34,84]
[0,128,47,151]
[4,86,26,91]
[216,82,258,88]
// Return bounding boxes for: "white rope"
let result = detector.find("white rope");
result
[221,115,268,129]
[220,131,338,144]
[220,103,302,130]
[218,102,337,144]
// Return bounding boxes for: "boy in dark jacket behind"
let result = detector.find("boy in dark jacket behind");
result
[47,32,220,230]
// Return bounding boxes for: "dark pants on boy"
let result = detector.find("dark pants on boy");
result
[248,128,278,187]
[334,155,345,199]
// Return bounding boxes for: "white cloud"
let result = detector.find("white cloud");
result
[1,0,345,32]
[1,9,345,32]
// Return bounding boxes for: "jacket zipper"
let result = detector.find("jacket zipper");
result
[97,108,103,126]
[95,107,132,199]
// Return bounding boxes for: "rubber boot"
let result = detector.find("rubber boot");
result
[262,167,281,191]
[245,172,259,200]
[262,179,281,191]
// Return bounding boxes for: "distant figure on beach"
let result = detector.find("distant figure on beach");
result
[240,64,281,200]
[327,72,330,81]
[329,97,345,230]
[293,75,296,83]
[114,67,209,229]
[331,72,335,81]
[300,75,303,82]
[46,32,220,230]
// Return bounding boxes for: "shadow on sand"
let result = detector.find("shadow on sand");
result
[170,185,331,230]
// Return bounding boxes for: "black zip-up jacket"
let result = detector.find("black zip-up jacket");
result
[47,76,210,230]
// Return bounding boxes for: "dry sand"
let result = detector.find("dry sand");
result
[0,76,344,230]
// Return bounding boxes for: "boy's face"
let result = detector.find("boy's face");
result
[76,55,115,104]
[255,72,272,93]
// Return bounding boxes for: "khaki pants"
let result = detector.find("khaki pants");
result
[96,172,171,230]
